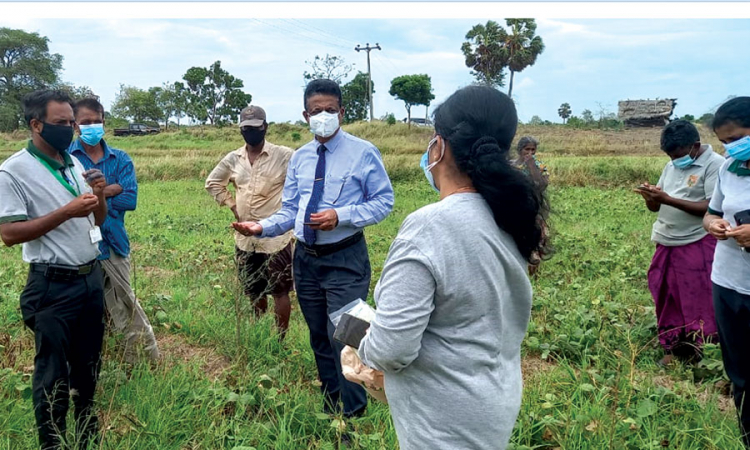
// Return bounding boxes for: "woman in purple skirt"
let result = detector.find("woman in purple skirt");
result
[635,119,724,365]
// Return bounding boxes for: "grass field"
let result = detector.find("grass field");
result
[0,122,743,449]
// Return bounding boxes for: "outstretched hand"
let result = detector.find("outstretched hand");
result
[232,221,263,236]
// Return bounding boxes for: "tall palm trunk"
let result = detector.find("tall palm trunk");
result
[508,70,516,98]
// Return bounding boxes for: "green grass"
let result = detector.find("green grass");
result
[0,124,743,449]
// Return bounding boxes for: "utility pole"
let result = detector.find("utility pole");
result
[355,42,381,121]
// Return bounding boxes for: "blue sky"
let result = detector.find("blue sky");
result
[1,18,748,123]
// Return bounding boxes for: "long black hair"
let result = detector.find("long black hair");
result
[433,85,550,262]
[713,96,750,130]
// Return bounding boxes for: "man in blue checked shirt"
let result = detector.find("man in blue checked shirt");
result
[69,98,160,364]
[234,79,394,419]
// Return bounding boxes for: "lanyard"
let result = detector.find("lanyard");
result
[31,152,81,197]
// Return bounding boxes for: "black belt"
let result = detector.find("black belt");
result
[298,232,364,257]
[30,260,98,281]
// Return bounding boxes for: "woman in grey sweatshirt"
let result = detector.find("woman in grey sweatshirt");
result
[359,86,549,450]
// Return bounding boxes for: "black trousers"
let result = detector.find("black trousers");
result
[20,263,105,450]
[713,283,750,448]
[293,237,370,416]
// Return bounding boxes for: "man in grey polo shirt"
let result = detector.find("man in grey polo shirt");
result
[0,90,108,450]
[635,119,724,366]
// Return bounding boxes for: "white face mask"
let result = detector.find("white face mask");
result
[309,111,340,138]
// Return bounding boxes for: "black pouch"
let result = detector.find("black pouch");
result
[734,209,750,252]
[44,265,79,282]
[735,209,750,226]
[333,313,370,349]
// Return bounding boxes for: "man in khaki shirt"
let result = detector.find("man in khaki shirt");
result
[206,106,294,337]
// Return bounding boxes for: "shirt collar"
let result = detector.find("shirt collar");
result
[235,142,272,159]
[728,158,750,176]
[69,137,114,161]
[26,139,74,170]
[316,129,345,154]
[689,144,713,167]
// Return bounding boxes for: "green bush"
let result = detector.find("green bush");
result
[0,103,21,133]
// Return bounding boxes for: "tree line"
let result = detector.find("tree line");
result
[1,19,545,132]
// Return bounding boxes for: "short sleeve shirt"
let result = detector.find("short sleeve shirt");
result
[0,142,99,265]
[708,157,750,295]
[651,145,724,246]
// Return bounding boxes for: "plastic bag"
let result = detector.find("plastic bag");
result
[329,298,376,328]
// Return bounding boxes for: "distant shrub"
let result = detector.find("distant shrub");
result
[700,113,715,127]
[386,113,396,126]
[529,115,544,126]
[566,116,586,128]
[291,132,301,142]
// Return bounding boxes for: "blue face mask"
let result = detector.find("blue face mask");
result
[421,137,444,193]
[672,154,695,169]
[725,136,750,162]
[79,123,105,146]
[672,145,698,170]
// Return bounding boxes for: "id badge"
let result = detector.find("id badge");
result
[89,226,103,244]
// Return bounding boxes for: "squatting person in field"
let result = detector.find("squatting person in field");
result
[206,105,295,338]
[703,97,750,448]
[635,119,723,366]
[513,135,550,275]
[0,90,108,449]
[357,85,549,450]
[232,79,394,422]
[69,97,160,364]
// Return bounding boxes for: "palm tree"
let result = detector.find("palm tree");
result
[558,103,572,124]
[461,20,508,89]
[500,19,545,99]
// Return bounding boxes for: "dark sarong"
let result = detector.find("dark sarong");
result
[647,234,718,351]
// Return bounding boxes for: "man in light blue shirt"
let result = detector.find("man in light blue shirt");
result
[234,79,394,419]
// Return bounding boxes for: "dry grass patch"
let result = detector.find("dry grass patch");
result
[522,355,557,383]
[156,333,231,381]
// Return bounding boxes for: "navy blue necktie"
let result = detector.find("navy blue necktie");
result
[303,144,327,245]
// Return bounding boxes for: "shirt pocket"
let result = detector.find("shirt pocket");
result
[325,174,355,205]
[258,173,286,197]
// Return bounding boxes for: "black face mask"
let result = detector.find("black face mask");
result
[39,122,74,153]
[241,128,266,147]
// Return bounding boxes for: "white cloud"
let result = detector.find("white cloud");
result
[1,18,748,125]
[515,77,535,90]
[538,19,589,35]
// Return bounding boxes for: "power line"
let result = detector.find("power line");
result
[277,19,351,50]
[371,52,400,80]
[251,19,352,53]
[288,19,360,48]
[373,53,399,75]
[380,52,403,75]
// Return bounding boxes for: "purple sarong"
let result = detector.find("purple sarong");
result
[647,234,718,351]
